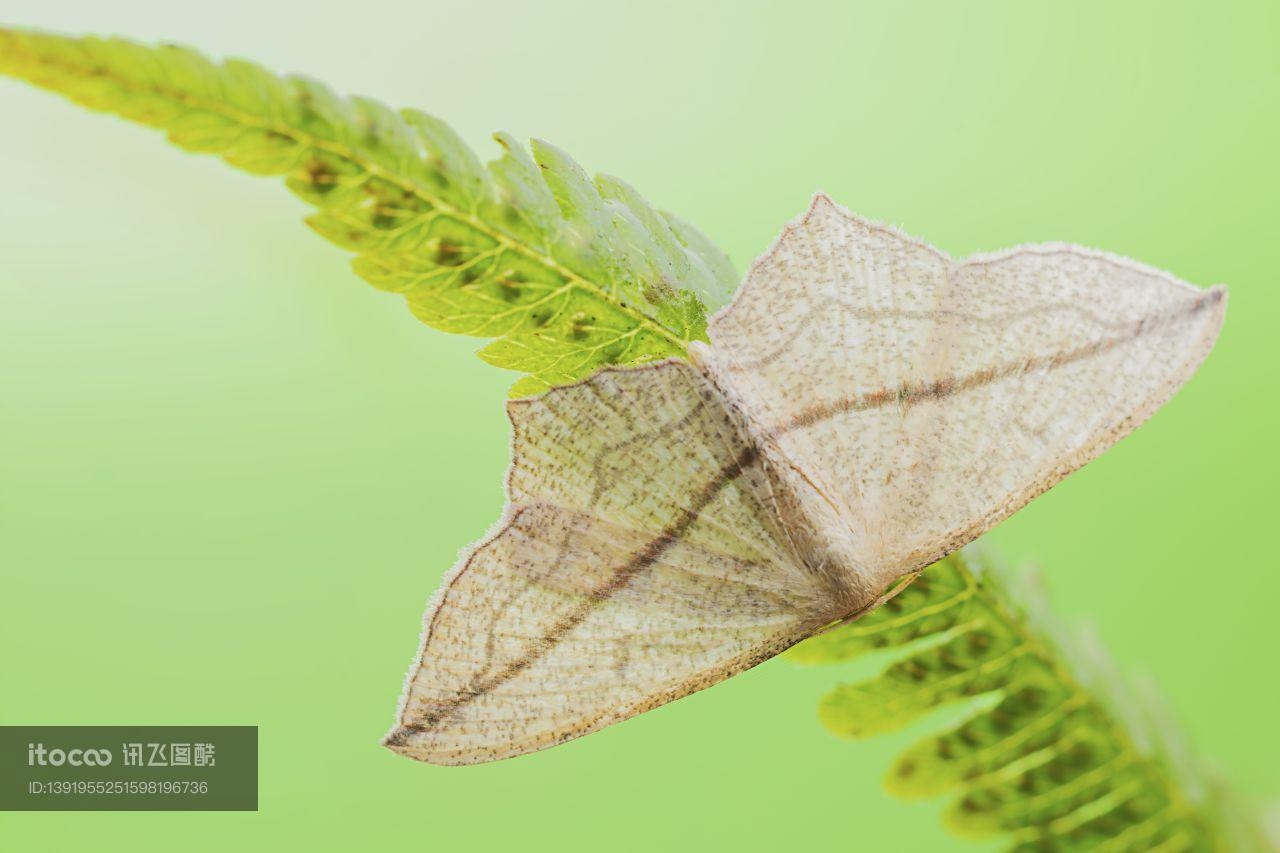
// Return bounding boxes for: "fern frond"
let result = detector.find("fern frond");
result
[789,552,1268,851]
[0,28,735,394]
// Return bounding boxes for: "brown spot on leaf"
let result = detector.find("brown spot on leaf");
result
[435,242,465,266]
[302,158,337,193]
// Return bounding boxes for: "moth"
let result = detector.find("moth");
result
[384,194,1225,765]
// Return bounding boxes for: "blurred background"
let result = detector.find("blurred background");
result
[1,2,1276,850]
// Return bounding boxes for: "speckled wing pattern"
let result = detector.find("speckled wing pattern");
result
[386,194,1225,765]
[384,362,842,764]
[703,195,1226,581]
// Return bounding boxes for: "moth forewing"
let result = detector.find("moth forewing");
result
[387,193,1225,765]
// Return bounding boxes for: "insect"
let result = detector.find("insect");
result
[384,194,1225,765]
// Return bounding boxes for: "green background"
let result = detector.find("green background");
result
[2,1,1276,850]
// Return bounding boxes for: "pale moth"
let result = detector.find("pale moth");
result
[384,194,1225,765]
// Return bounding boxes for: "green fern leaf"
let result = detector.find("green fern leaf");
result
[789,552,1268,851]
[0,28,735,393]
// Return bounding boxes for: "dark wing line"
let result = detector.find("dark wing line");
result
[773,289,1224,435]
[385,442,762,741]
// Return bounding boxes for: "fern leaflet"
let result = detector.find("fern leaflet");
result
[789,552,1269,851]
[0,28,735,396]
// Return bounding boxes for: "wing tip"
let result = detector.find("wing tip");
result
[381,723,427,756]
[381,724,475,767]
[382,721,562,766]
[381,724,416,747]
[806,189,837,215]
[1192,284,1227,338]
[794,190,948,258]
[1199,283,1228,351]
[718,190,965,320]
